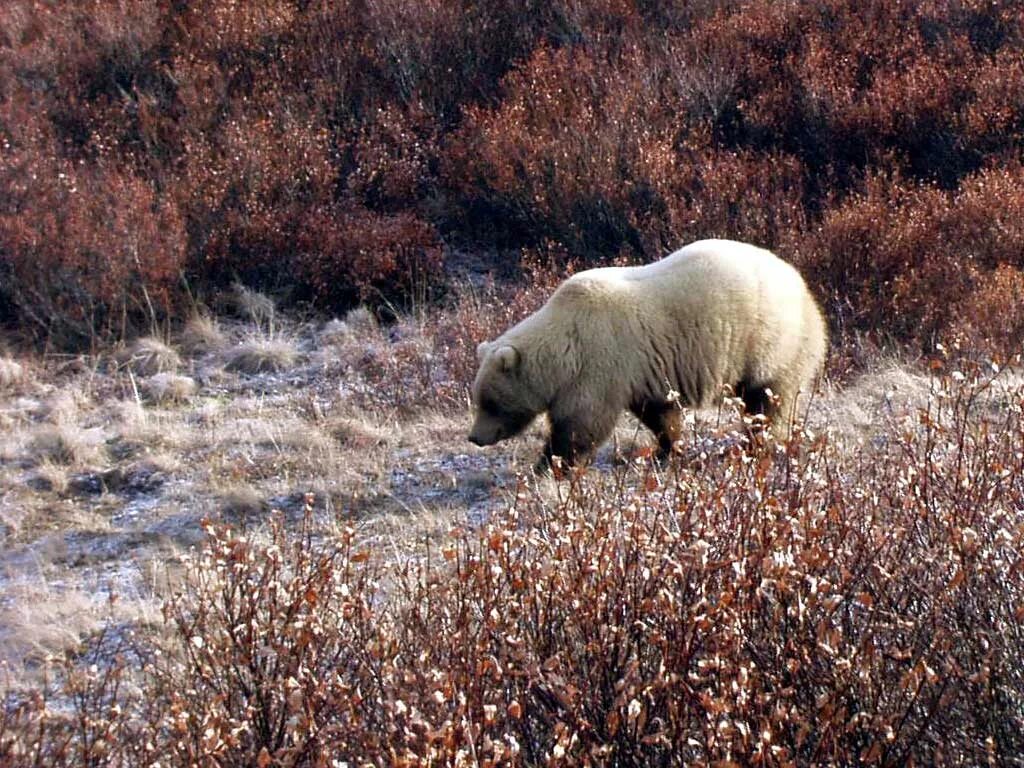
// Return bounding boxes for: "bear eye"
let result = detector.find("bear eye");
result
[480,397,503,416]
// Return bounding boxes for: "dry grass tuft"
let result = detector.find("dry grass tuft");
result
[343,306,378,336]
[32,460,69,494]
[328,415,393,448]
[812,359,934,443]
[317,309,385,367]
[231,282,276,327]
[27,424,106,467]
[0,574,162,689]
[224,334,300,374]
[318,318,356,347]
[143,373,198,404]
[218,484,269,522]
[179,312,227,356]
[113,398,193,453]
[0,356,26,388]
[117,336,182,376]
[41,388,92,426]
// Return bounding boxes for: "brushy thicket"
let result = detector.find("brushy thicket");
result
[2,366,1023,766]
[2,0,1024,348]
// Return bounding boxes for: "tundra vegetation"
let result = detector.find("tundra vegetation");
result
[1,1,1023,765]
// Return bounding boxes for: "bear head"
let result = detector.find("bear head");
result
[468,341,541,447]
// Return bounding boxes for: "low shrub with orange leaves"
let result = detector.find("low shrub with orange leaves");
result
[4,365,1022,765]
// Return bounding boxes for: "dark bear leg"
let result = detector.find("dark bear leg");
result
[736,380,794,437]
[736,381,775,418]
[537,412,616,474]
[630,402,683,459]
[538,420,577,473]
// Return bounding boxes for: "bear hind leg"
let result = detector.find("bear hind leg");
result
[736,380,795,437]
[736,381,774,417]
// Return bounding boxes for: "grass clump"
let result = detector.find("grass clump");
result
[0,357,26,388]
[217,485,268,523]
[31,459,69,494]
[343,306,378,336]
[224,334,300,375]
[230,283,276,328]
[318,318,356,348]
[117,337,182,377]
[179,313,226,356]
[27,425,105,467]
[142,373,198,405]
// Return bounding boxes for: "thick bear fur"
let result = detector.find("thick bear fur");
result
[468,239,828,469]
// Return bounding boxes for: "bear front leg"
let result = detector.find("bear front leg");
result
[535,421,577,474]
[536,411,617,474]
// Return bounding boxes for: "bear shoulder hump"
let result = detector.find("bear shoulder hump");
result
[552,271,621,304]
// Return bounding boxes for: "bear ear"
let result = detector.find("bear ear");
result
[495,345,519,373]
[476,341,491,362]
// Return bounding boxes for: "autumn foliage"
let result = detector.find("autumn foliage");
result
[0,0,1023,348]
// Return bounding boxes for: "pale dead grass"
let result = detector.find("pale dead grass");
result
[397,410,471,447]
[143,372,198,404]
[0,571,163,689]
[1,494,115,552]
[139,451,182,475]
[33,460,69,494]
[0,356,26,388]
[41,386,93,426]
[27,424,107,467]
[319,318,357,347]
[263,417,335,453]
[117,336,182,376]
[2,394,48,426]
[217,484,269,521]
[114,399,194,452]
[232,282,276,327]
[808,359,934,444]
[179,312,227,356]
[344,306,379,336]
[327,414,394,448]
[315,309,385,368]
[224,333,300,374]
[197,414,340,492]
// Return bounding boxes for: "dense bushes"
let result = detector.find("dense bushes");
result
[2,0,1024,348]
[3,368,1023,765]
[791,163,1024,347]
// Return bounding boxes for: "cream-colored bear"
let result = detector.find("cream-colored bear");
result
[468,239,828,469]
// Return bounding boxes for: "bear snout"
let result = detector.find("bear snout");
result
[467,429,497,447]
[468,419,501,447]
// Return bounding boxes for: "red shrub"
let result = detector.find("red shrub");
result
[3,0,1024,355]
[952,264,1024,349]
[296,205,444,310]
[963,47,1024,152]
[173,106,337,285]
[0,103,185,344]
[793,163,1024,348]
[347,103,439,211]
[659,147,806,250]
